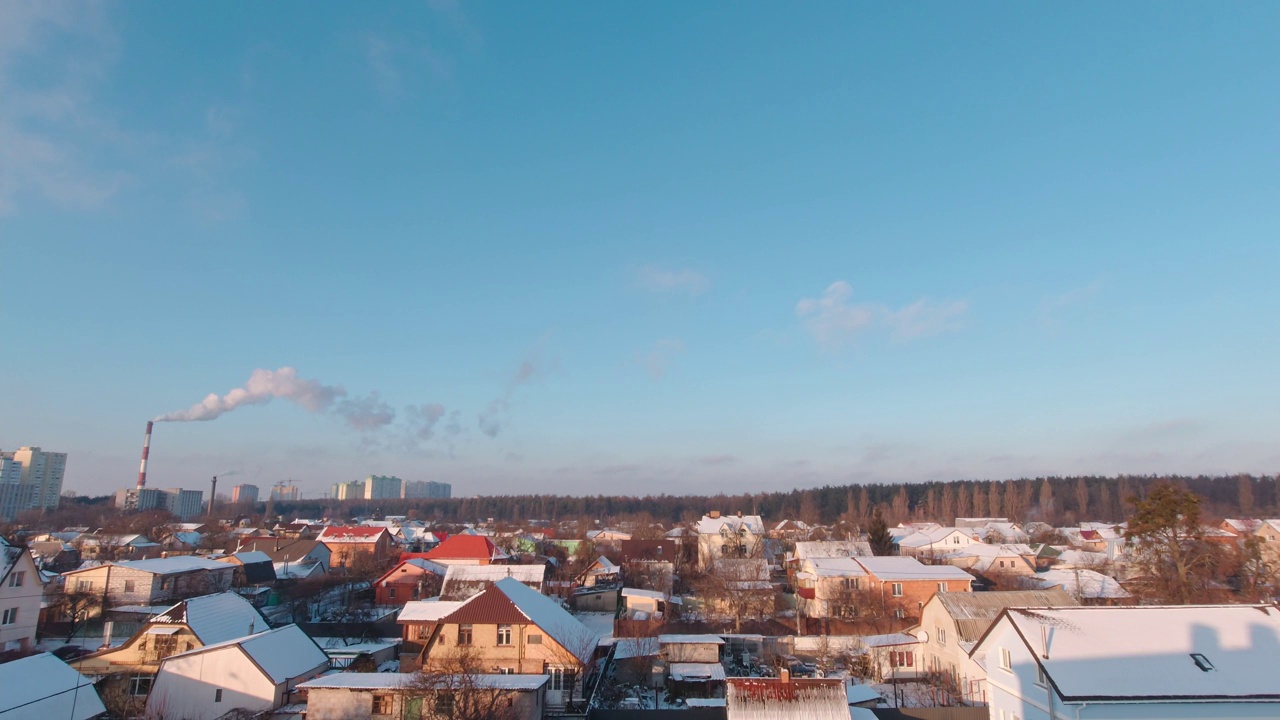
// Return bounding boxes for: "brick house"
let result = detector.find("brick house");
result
[60,557,234,614]
[847,556,973,621]
[374,558,448,605]
[421,535,510,566]
[317,527,395,568]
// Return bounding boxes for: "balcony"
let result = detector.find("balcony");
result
[797,587,816,600]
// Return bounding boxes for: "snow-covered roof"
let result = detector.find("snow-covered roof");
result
[274,560,324,579]
[854,556,974,582]
[299,672,547,691]
[988,605,1280,701]
[493,577,597,664]
[231,550,273,565]
[88,556,231,576]
[897,527,981,549]
[845,682,883,705]
[1024,568,1131,599]
[670,662,727,682]
[793,540,872,560]
[621,587,681,603]
[167,531,203,546]
[0,653,106,720]
[799,557,868,578]
[164,624,327,684]
[317,526,390,543]
[697,514,764,535]
[442,563,545,584]
[659,634,725,645]
[933,590,1077,643]
[857,632,918,649]
[150,591,268,644]
[398,599,468,622]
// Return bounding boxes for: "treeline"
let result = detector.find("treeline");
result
[257,473,1278,528]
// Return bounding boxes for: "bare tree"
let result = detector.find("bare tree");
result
[696,559,774,633]
[401,646,522,720]
[49,588,102,642]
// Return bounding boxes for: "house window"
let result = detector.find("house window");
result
[457,624,473,645]
[1035,662,1047,686]
[999,647,1012,671]
[894,607,905,619]
[953,536,961,544]
[388,587,396,600]
[124,580,136,593]
[214,689,223,703]
[372,694,393,715]
[7,571,23,587]
[890,651,913,668]
[129,675,153,696]
[1,608,17,625]
[891,583,903,597]
[498,667,514,675]
[548,667,564,691]
[841,578,860,591]
[76,580,93,592]
[527,634,542,645]
[937,582,947,593]
[151,635,179,660]
[434,692,454,716]
[497,625,513,645]
[936,627,946,646]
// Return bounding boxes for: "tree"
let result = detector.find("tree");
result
[891,488,909,523]
[1037,480,1056,524]
[867,508,893,557]
[696,559,774,633]
[401,646,521,720]
[1238,475,1255,516]
[1074,478,1090,518]
[1125,482,1221,604]
[49,589,101,642]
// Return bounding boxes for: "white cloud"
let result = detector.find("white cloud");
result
[635,265,711,296]
[796,281,969,347]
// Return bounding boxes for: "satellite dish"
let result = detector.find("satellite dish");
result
[917,630,930,643]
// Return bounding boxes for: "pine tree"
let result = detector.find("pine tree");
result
[868,508,894,556]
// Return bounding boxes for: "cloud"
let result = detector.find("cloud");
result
[635,265,711,296]
[336,392,396,430]
[155,367,345,422]
[796,281,969,347]
[694,454,737,466]
[643,338,685,380]
[477,351,551,438]
[406,402,446,441]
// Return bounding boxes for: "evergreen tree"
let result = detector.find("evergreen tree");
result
[868,508,894,556]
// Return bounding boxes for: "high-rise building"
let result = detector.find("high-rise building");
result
[0,457,35,521]
[404,480,452,499]
[330,480,364,501]
[0,447,67,512]
[113,487,204,520]
[269,482,299,501]
[231,484,260,504]
[364,475,404,500]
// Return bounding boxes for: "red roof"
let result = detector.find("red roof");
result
[424,535,503,561]
[317,526,389,543]
[439,583,531,625]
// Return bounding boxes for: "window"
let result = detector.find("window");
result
[841,578,860,591]
[527,634,542,645]
[7,571,23,587]
[124,580,136,593]
[76,580,92,592]
[129,675,153,696]
[214,689,223,703]
[1,608,16,625]
[891,583,903,597]
[999,647,1012,671]
[151,635,179,660]
[497,624,512,646]
[434,692,454,716]
[457,624,473,645]
[1035,662,1047,686]
[388,587,396,600]
[890,651,913,668]
[936,627,946,646]
[499,667,514,675]
[548,667,564,691]
[372,694,393,715]
[937,582,947,593]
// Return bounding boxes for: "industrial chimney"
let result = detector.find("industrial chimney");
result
[209,476,218,520]
[137,421,154,489]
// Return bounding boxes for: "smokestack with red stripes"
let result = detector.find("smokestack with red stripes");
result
[137,421,153,489]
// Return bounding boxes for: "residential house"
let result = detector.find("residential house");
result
[585,529,632,552]
[972,605,1280,720]
[401,576,598,711]
[317,526,395,568]
[850,556,974,621]
[422,534,510,566]
[856,632,921,682]
[725,676,849,720]
[146,624,328,720]
[701,558,775,625]
[613,634,724,690]
[72,592,269,713]
[160,530,204,553]
[620,587,680,622]
[235,536,332,572]
[790,540,872,563]
[915,589,1076,704]
[697,512,766,570]
[300,672,548,720]
[1020,568,1131,604]
[576,556,621,588]
[794,557,868,621]
[1256,520,1280,563]
[29,540,81,572]
[896,527,983,560]
[79,533,162,561]
[0,653,106,720]
[440,563,547,601]
[1,536,43,653]
[216,550,277,588]
[374,558,448,605]
[60,556,234,614]
[771,519,812,541]
[939,544,1038,585]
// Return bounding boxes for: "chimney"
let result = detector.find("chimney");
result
[137,421,154,489]
[737,510,742,518]
[102,620,114,650]
[209,476,218,520]
[780,666,790,683]
[709,511,721,519]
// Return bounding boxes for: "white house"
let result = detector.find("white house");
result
[697,512,765,570]
[0,653,106,720]
[1,537,43,653]
[896,527,983,559]
[146,624,329,720]
[971,605,1280,720]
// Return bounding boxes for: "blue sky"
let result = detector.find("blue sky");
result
[3,2,1280,498]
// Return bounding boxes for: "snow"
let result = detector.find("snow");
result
[232,551,273,564]
[622,587,682,603]
[227,625,328,683]
[997,606,1280,701]
[670,662,727,681]
[845,682,883,705]
[152,592,269,644]
[299,672,548,690]
[0,653,106,720]
[697,514,764,535]
[111,556,231,575]
[1024,568,1130,599]
[659,634,725,645]
[799,557,869,578]
[853,556,974,581]
[398,599,468,622]
[793,541,873,560]
[572,611,616,643]
[441,563,545,584]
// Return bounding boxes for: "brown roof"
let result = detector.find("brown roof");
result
[440,583,534,625]
[935,589,1078,643]
[233,538,326,564]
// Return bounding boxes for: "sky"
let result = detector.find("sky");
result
[3,2,1280,499]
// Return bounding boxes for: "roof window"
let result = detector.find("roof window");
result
[1190,653,1214,672]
